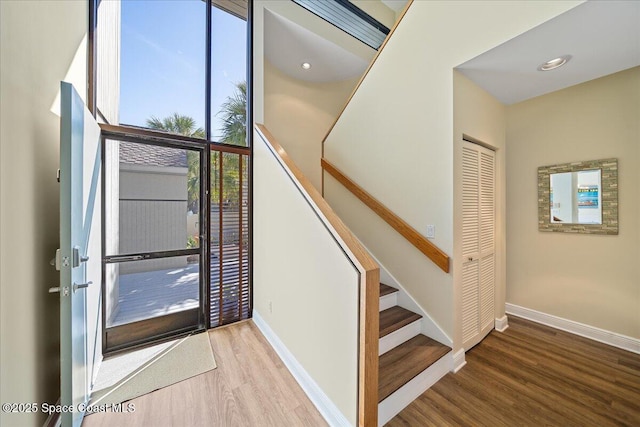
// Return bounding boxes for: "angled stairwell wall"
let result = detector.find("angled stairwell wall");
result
[264,59,360,191]
[253,127,360,426]
[322,0,582,352]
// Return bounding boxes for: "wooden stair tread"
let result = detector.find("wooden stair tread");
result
[379,306,422,338]
[378,334,450,402]
[379,283,398,297]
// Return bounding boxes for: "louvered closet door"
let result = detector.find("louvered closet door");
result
[462,141,495,351]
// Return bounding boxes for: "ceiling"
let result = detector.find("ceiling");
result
[457,1,640,105]
[381,0,408,13]
[264,1,639,98]
[264,8,373,83]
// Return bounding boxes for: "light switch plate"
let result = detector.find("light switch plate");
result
[426,225,435,238]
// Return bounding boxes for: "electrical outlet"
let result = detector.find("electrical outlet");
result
[426,225,435,239]
[268,301,273,314]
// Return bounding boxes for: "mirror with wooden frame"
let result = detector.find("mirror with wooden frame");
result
[538,158,618,234]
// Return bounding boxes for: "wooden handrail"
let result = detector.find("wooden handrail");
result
[255,124,380,427]
[321,158,450,273]
[321,0,414,144]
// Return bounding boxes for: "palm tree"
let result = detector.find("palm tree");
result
[218,81,247,146]
[146,113,205,139]
[208,81,247,208]
[146,113,203,214]
[146,82,248,215]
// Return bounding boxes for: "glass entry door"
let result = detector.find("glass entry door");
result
[102,136,206,352]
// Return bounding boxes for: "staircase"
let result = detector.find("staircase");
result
[377,283,451,425]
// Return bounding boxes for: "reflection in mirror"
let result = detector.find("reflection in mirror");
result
[550,169,601,224]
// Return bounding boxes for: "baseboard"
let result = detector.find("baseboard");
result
[506,303,640,355]
[252,311,352,427]
[378,351,451,426]
[451,349,466,373]
[495,315,509,332]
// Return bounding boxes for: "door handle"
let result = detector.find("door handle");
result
[50,249,67,271]
[72,246,89,267]
[73,281,93,293]
[49,286,70,296]
[105,255,144,263]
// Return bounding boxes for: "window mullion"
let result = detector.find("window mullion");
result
[206,0,213,141]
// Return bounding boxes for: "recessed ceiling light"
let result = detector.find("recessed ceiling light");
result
[301,62,312,70]
[538,55,572,71]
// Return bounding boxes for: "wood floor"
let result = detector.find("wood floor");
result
[82,320,327,427]
[83,316,640,427]
[387,316,640,427]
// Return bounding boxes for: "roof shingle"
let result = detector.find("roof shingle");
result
[119,141,188,168]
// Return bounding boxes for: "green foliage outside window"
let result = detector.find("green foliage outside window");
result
[146,81,247,215]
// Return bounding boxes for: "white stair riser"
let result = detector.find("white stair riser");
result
[378,351,452,426]
[379,320,421,356]
[379,293,397,312]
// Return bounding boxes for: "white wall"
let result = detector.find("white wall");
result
[99,0,122,337]
[264,60,359,191]
[506,67,640,339]
[120,166,187,201]
[253,0,377,124]
[1,1,88,425]
[453,71,507,349]
[253,129,360,425]
[96,0,121,125]
[550,172,577,223]
[322,0,581,347]
[104,142,120,331]
[117,167,189,273]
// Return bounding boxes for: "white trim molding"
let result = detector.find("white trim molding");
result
[379,320,421,355]
[379,292,397,312]
[451,349,467,373]
[506,303,640,355]
[252,311,352,427]
[495,315,509,332]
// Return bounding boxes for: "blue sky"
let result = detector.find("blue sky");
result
[119,0,247,141]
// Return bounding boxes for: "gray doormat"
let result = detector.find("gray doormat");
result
[90,332,216,407]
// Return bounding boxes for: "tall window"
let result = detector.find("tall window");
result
[94,0,251,347]
[211,5,247,144]
[96,0,248,145]
[119,0,206,131]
